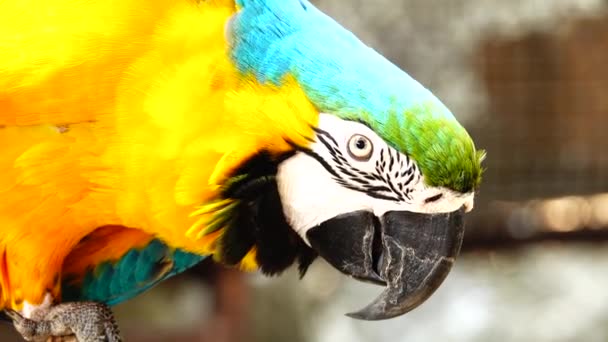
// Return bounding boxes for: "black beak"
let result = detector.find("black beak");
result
[306,208,465,320]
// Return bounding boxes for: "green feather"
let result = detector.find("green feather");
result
[342,102,484,193]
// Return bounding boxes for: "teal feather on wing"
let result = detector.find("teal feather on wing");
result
[62,240,206,305]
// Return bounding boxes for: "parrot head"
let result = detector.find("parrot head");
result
[277,111,480,320]
[192,0,484,320]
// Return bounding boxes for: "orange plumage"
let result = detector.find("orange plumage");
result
[0,0,318,310]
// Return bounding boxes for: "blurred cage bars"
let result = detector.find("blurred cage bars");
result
[467,14,608,246]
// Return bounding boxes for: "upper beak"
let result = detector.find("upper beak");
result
[306,208,465,320]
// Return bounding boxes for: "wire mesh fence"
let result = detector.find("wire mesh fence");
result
[467,14,608,247]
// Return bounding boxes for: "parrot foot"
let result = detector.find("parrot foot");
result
[5,302,121,342]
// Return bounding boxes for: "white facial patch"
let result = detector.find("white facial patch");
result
[276,114,474,244]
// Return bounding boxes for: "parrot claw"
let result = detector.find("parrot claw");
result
[5,302,121,342]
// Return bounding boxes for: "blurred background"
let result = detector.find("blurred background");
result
[3,0,608,341]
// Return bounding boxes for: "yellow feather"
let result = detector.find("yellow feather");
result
[239,248,259,272]
[0,0,318,308]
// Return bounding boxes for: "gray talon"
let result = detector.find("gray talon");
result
[6,309,48,341]
[5,302,121,342]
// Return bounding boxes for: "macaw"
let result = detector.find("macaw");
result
[0,0,484,341]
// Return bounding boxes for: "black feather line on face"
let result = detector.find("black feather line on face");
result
[290,138,342,181]
[306,131,419,203]
[312,127,339,148]
[218,151,317,276]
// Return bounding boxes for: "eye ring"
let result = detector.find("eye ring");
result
[347,134,374,161]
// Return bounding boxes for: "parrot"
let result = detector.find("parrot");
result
[0,0,484,341]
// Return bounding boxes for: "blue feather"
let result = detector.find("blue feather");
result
[230,0,483,193]
[230,0,456,124]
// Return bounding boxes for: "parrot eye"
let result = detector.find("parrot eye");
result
[347,134,373,161]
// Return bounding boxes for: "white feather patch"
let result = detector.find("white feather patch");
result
[276,114,474,244]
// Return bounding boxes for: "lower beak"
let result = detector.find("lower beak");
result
[306,208,465,320]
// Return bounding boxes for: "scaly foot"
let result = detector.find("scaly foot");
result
[5,302,121,342]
